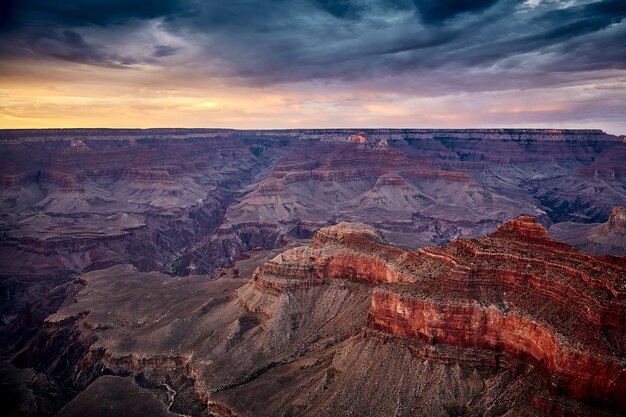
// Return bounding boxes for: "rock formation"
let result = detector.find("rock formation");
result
[608,206,626,231]
[10,219,624,417]
[241,218,626,414]
[550,206,626,256]
[2,128,625,279]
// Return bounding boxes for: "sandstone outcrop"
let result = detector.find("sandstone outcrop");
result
[550,206,626,256]
[9,219,625,417]
[608,206,626,232]
[247,219,626,413]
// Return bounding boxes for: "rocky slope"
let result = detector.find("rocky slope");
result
[0,132,273,279]
[54,376,180,417]
[176,128,626,273]
[0,130,287,358]
[550,206,626,256]
[11,219,625,417]
[2,128,624,279]
[247,219,625,413]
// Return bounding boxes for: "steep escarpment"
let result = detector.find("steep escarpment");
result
[550,206,626,256]
[3,128,625,277]
[201,128,624,259]
[532,149,626,223]
[252,223,416,291]
[0,133,276,279]
[372,217,625,408]
[215,136,540,256]
[12,256,375,416]
[0,131,285,391]
[10,220,625,417]
[240,219,626,415]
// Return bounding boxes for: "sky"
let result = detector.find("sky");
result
[0,0,625,133]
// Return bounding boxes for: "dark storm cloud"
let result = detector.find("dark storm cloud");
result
[11,26,135,67]
[408,0,626,73]
[0,0,188,66]
[1,0,625,92]
[533,0,626,40]
[0,24,144,68]
[152,45,181,58]
[315,0,369,20]
[412,0,500,24]
[0,0,186,28]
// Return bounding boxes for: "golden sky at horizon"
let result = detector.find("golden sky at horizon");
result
[1,1,625,134]
[3,57,625,134]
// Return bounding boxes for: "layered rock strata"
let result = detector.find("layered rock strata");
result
[550,206,626,256]
[11,219,626,417]
[3,128,625,278]
[252,219,626,412]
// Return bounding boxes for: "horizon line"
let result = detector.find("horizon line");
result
[0,127,622,134]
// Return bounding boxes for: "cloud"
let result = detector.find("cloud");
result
[2,0,625,87]
[152,44,181,58]
[0,0,186,27]
[0,0,624,131]
[147,0,625,91]
[412,0,500,24]
[314,0,370,20]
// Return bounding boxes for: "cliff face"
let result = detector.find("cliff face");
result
[0,134,272,279]
[369,291,624,407]
[2,128,625,279]
[249,219,626,412]
[10,219,626,417]
[607,206,626,233]
[253,223,416,290]
[550,206,626,256]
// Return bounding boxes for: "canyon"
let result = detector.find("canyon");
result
[550,206,626,256]
[0,128,625,416]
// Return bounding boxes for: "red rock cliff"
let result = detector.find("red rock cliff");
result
[251,218,626,411]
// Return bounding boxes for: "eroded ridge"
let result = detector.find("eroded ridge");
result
[251,218,626,410]
[252,223,419,290]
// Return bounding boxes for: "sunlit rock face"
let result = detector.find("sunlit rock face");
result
[253,223,415,290]
[248,219,625,414]
[8,219,625,417]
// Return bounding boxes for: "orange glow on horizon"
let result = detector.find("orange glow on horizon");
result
[1,59,624,134]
